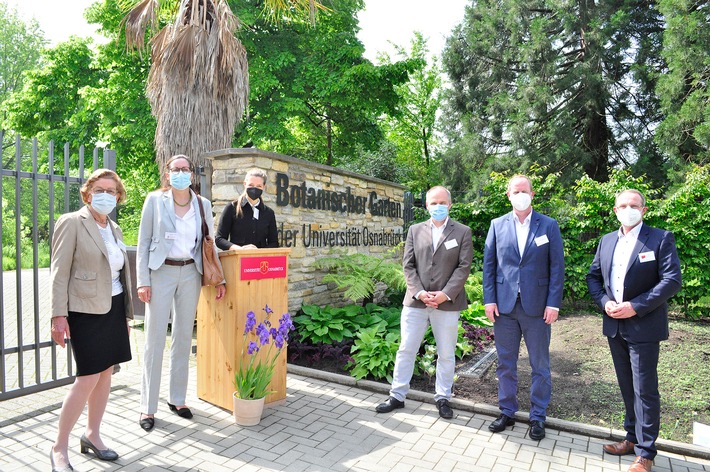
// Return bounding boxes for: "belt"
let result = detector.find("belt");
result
[164,258,195,267]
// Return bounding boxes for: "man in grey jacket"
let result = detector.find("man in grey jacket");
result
[375,186,473,419]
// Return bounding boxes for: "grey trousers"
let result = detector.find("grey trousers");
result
[140,263,201,415]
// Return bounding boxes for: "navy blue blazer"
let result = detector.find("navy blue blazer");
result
[586,223,681,343]
[483,210,565,316]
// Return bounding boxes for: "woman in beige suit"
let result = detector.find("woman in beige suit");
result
[49,169,133,472]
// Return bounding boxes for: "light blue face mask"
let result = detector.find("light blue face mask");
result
[428,204,449,222]
[170,171,192,190]
[91,192,117,216]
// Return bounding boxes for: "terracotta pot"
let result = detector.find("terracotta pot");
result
[232,394,265,426]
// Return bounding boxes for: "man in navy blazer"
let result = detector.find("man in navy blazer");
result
[483,175,564,441]
[587,189,681,472]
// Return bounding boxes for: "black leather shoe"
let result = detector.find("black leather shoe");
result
[139,415,155,432]
[80,434,118,461]
[488,413,515,432]
[375,396,404,413]
[167,402,193,419]
[529,420,546,440]
[436,399,454,419]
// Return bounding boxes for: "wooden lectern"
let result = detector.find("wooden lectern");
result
[196,248,291,411]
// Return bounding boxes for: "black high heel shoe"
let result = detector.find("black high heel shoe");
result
[50,448,73,472]
[79,434,119,461]
[167,402,193,419]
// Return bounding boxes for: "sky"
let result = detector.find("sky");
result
[7,0,469,61]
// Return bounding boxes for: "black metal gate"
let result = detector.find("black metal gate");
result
[0,133,116,400]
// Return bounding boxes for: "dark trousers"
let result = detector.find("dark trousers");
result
[494,298,552,422]
[607,335,661,460]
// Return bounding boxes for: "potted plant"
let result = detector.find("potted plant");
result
[233,305,293,425]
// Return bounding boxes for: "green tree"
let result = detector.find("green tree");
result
[232,0,417,166]
[378,32,441,192]
[655,0,710,168]
[0,2,45,122]
[4,37,101,148]
[441,0,666,187]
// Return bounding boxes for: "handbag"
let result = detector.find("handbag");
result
[197,195,225,286]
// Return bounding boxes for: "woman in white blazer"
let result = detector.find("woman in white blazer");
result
[136,155,225,432]
[50,169,132,471]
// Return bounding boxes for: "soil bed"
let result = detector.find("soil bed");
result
[290,312,710,444]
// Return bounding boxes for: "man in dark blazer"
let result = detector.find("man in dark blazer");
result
[586,189,681,472]
[375,186,473,419]
[483,175,564,441]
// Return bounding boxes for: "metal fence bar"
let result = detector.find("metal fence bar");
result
[14,135,24,391]
[0,135,115,400]
[0,130,5,395]
[32,139,41,386]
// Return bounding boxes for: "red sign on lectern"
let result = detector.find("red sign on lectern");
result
[240,256,288,280]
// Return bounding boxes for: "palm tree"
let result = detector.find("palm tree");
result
[123,0,324,171]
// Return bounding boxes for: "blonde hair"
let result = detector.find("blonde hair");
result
[80,169,126,204]
[507,175,533,193]
[235,168,268,218]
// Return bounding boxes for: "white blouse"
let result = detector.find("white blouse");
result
[97,223,125,296]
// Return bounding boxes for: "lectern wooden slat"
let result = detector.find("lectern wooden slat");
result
[197,248,291,411]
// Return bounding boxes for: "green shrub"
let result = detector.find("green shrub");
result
[348,324,400,381]
[314,252,405,304]
[293,304,356,344]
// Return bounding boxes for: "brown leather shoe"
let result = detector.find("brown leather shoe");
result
[603,439,635,455]
[628,456,652,472]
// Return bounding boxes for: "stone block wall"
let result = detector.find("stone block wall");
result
[205,148,406,313]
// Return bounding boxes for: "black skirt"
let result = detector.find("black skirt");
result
[68,294,132,376]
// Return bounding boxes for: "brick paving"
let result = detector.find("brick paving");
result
[2,326,710,471]
[1,269,710,471]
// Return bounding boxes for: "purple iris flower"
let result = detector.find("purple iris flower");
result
[274,333,285,349]
[247,341,259,355]
[245,311,257,333]
[256,323,270,345]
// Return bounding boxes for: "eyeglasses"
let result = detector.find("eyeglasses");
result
[92,189,117,196]
[169,167,192,175]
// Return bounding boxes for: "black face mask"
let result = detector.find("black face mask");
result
[246,187,263,200]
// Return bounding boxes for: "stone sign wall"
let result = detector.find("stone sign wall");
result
[205,148,406,313]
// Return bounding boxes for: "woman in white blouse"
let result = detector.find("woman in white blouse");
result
[136,155,225,432]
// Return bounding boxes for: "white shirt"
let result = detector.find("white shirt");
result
[167,203,198,260]
[610,223,643,303]
[97,223,124,296]
[430,217,448,251]
[514,211,532,257]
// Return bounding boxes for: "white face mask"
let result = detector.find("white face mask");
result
[510,192,532,212]
[616,207,642,227]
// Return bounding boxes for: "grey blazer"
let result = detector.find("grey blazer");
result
[50,205,134,319]
[402,218,473,311]
[136,189,216,288]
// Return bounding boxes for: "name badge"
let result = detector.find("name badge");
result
[444,239,458,250]
[639,251,656,263]
[165,232,178,240]
[535,235,549,246]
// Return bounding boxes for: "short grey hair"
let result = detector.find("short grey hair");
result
[426,186,452,203]
[615,189,646,207]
